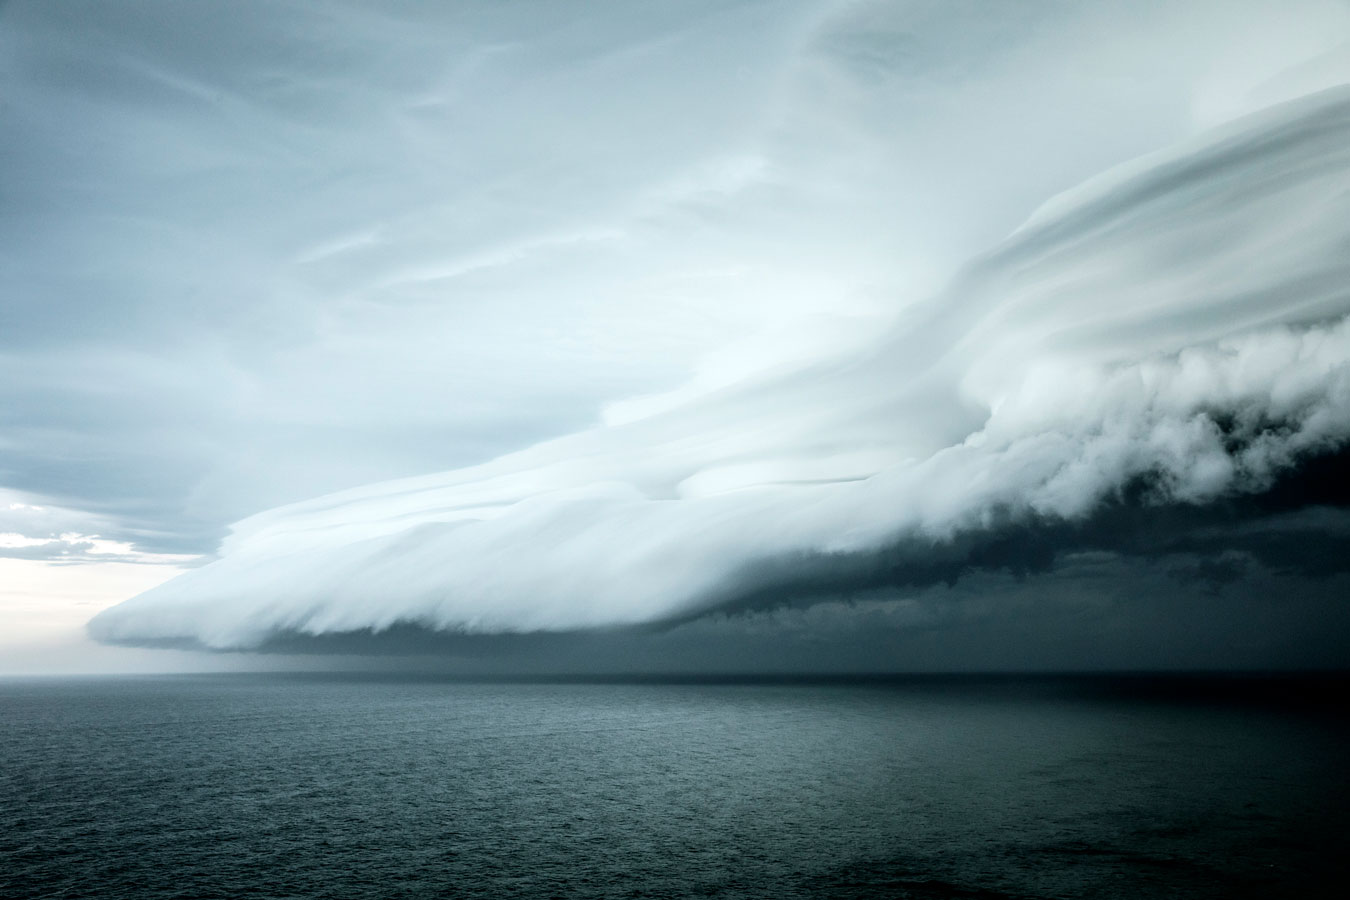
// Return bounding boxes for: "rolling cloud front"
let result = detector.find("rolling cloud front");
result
[4,1,1350,670]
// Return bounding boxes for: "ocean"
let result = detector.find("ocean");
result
[2,674,1346,898]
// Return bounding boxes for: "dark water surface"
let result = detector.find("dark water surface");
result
[2,674,1347,899]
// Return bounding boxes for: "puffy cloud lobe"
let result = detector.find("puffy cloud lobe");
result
[90,87,1350,650]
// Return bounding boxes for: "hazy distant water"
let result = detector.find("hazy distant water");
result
[2,675,1346,899]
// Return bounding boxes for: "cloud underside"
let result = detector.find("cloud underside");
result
[89,87,1350,654]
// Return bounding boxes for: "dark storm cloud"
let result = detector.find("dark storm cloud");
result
[214,554,1350,673]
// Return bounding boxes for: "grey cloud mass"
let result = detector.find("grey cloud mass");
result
[2,0,1349,666]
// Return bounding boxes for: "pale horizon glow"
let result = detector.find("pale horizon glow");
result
[0,557,215,675]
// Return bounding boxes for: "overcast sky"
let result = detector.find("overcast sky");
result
[4,0,1350,674]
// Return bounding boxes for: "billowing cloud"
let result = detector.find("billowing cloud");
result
[90,85,1350,650]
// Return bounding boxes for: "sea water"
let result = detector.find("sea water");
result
[2,674,1346,898]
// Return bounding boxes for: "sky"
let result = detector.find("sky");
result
[4,0,1350,674]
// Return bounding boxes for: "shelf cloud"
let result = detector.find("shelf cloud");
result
[90,85,1350,651]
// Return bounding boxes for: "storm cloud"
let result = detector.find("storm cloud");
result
[89,83,1350,652]
[3,1,1347,665]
